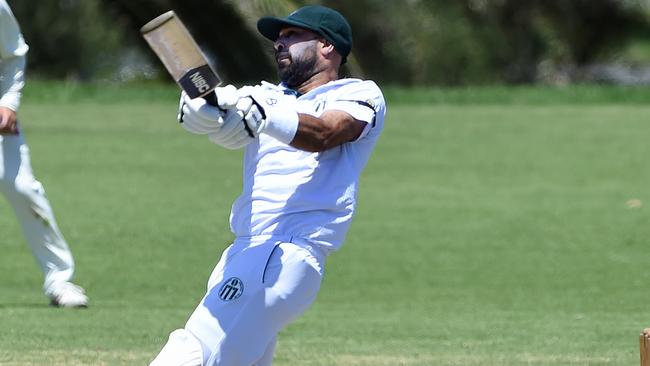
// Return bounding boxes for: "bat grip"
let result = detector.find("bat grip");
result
[203,91,218,107]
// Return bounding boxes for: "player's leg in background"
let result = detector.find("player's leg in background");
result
[0,134,87,307]
[181,242,325,366]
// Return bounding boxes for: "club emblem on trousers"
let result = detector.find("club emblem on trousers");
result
[218,277,244,301]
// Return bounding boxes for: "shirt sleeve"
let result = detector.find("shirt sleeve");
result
[325,80,386,141]
[0,0,28,111]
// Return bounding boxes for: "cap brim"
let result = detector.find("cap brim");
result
[257,16,321,41]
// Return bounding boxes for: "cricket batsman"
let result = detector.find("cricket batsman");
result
[0,0,88,307]
[150,5,386,365]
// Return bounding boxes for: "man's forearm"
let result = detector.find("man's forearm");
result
[290,112,365,152]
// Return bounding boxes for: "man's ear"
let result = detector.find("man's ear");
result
[319,39,336,57]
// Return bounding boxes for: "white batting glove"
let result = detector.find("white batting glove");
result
[177,85,240,135]
[207,109,255,149]
[213,84,240,109]
[235,94,299,145]
[179,92,223,134]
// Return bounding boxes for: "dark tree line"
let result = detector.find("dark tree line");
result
[9,0,650,85]
[101,0,277,83]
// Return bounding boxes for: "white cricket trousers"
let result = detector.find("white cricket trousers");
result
[185,235,326,366]
[0,133,75,295]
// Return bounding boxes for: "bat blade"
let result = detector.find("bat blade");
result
[141,11,221,99]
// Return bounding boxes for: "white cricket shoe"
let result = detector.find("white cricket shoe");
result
[49,282,89,308]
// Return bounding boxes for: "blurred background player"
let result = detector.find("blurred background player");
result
[150,5,386,365]
[0,0,88,308]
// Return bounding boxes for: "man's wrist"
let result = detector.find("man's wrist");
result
[263,109,299,144]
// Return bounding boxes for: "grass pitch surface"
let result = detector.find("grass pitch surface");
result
[1,83,649,365]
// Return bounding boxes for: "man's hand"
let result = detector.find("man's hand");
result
[177,85,258,150]
[0,106,18,135]
[177,85,240,135]
[234,94,299,145]
[207,109,256,149]
[230,96,267,138]
[179,92,224,134]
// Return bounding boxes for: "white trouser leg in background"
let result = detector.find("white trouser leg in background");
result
[0,133,75,295]
[181,240,325,366]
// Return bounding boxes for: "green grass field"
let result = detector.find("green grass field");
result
[1,83,650,365]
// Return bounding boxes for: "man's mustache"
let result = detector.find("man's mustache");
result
[275,51,291,62]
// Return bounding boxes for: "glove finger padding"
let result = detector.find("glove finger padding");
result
[181,104,223,134]
[208,127,252,149]
[235,96,253,116]
[214,84,240,110]
[213,131,254,149]
[234,96,266,138]
[214,110,248,140]
[183,94,225,121]
[207,109,253,148]
[180,95,225,134]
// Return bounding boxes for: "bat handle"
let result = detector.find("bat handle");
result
[203,91,218,107]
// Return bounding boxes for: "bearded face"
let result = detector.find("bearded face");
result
[276,39,319,88]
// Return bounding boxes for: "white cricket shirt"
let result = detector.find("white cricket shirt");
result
[0,0,28,111]
[230,78,386,252]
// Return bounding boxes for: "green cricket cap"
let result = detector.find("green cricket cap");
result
[257,5,352,64]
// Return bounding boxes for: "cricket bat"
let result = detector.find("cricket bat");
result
[140,11,221,104]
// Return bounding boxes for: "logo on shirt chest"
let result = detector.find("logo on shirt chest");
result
[218,277,244,301]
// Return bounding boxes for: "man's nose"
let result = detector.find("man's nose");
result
[274,39,286,52]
